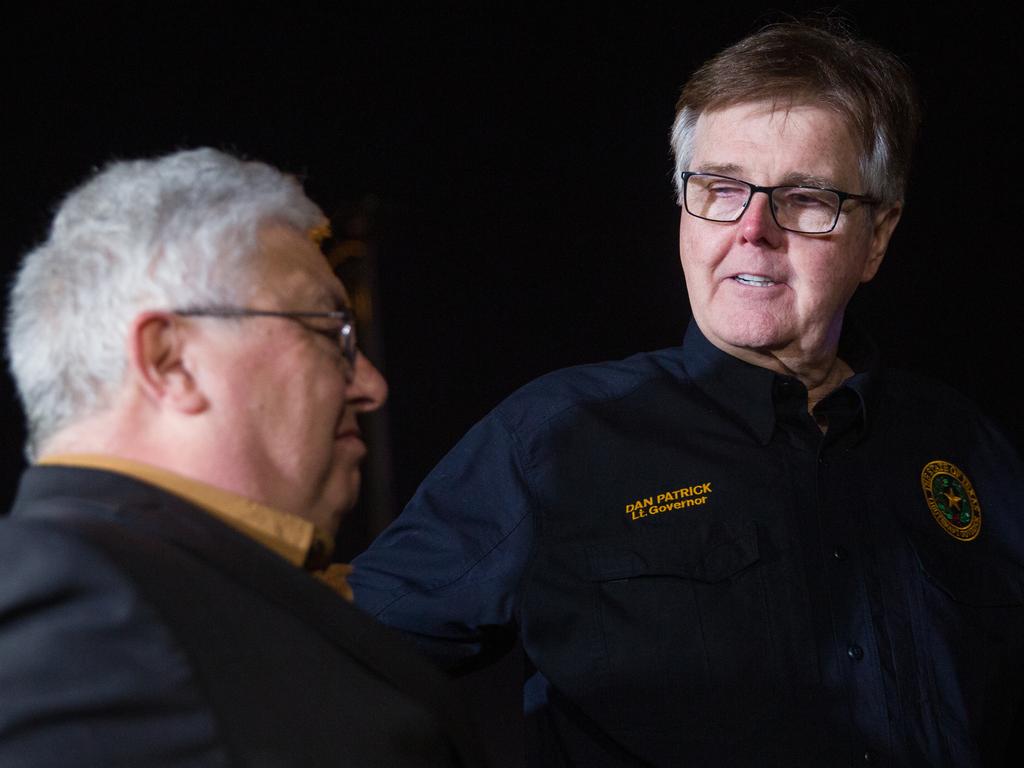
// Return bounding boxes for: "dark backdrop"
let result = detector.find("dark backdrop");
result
[5,4,1023,765]
[5,2,1021,523]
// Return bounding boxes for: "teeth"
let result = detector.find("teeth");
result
[734,274,776,287]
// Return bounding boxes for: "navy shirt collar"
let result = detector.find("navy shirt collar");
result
[680,320,880,446]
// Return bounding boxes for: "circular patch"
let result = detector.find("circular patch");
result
[920,460,981,541]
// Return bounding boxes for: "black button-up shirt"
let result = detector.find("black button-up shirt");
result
[352,322,1024,767]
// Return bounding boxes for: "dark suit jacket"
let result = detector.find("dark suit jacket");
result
[0,465,482,767]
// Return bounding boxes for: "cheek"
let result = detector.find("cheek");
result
[679,229,705,274]
[260,376,335,452]
[679,241,725,301]
[678,220,700,258]
[307,375,348,434]
[795,256,861,312]
[679,217,729,265]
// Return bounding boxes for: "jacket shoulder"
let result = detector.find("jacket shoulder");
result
[0,517,225,766]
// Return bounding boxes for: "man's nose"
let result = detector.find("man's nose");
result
[347,352,388,412]
[738,190,784,246]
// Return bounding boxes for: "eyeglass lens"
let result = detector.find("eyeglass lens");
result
[339,322,356,367]
[685,174,841,234]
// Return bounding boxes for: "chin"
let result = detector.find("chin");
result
[327,471,362,524]
[709,313,789,352]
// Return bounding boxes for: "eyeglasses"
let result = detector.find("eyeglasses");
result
[175,307,357,378]
[680,171,879,234]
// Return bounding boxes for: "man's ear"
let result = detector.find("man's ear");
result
[861,202,902,283]
[129,312,208,414]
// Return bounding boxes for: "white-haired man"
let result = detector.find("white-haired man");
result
[0,148,480,767]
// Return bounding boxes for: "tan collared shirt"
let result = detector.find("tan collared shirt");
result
[38,454,352,599]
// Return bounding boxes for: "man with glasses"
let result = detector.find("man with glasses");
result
[0,148,480,766]
[351,22,1024,766]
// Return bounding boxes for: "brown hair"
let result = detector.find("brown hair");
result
[670,21,921,204]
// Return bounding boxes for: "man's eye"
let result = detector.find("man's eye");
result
[781,190,833,209]
[310,327,340,346]
[706,183,747,197]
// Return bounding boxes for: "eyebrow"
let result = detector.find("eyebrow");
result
[302,284,349,313]
[695,163,841,189]
[777,172,841,189]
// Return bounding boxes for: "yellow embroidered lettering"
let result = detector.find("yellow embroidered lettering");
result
[624,480,714,522]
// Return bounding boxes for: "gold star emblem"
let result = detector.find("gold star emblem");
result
[942,487,962,511]
[921,461,981,541]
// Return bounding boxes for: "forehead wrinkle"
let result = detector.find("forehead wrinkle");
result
[696,99,856,165]
[249,256,346,314]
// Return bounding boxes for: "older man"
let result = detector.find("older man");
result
[350,23,1024,767]
[0,149,480,766]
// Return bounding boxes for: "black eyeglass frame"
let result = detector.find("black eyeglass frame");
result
[679,171,880,234]
[174,307,357,375]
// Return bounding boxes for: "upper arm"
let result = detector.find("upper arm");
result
[350,411,536,667]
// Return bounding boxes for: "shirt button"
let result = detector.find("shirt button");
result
[863,750,877,763]
[848,644,864,661]
[833,546,849,561]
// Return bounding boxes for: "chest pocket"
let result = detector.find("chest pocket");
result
[579,521,791,733]
[909,531,1023,608]
[903,529,1024,750]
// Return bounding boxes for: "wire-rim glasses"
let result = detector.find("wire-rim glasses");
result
[175,307,357,377]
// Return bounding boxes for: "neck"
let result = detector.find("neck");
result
[705,334,853,417]
[803,356,853,415]
[39,404,194,472]
[765,349,852,413]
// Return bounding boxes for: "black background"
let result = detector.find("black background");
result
[4,1,1022,525]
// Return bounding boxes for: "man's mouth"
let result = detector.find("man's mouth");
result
[335,424,363,442]
[733,273,777,287]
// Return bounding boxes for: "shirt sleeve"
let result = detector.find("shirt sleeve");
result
[968,409,1024,765]
[0,522,227,768]
[350,408,536,670]
[958,402,1024,562]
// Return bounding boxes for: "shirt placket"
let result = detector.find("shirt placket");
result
[773,380,893,765]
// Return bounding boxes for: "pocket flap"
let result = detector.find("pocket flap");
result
[585,522,760,584]
[908,531,1024,607]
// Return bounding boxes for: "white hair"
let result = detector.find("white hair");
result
[6,147,326,458]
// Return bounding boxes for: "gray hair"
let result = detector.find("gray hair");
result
[6,147,326,458]
[670,22,920,206]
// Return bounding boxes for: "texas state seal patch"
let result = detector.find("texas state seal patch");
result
[920,460,981,541]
